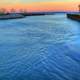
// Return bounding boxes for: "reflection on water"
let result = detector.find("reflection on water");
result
[0,14,80,80]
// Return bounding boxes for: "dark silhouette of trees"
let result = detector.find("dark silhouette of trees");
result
[78,5,80,12]
[0,8,6,15]
[19,9,27,13]
[0,8,27,16]
[10,8,16,13]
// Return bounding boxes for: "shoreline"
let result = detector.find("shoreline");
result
[0,12,80,20]
[0,13,25,20]
[67,13,80,21]
[0,13,47,20]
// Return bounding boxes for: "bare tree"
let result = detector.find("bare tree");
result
[78,5,80,12]
[0,8,6,14]
[19,9,27,13]
[10,8,16,13]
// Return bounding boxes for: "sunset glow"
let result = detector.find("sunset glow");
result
[0,1,80,12]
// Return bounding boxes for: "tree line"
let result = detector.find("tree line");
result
[0,8,27,14]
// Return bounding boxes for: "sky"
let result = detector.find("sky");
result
[0,0,80,12]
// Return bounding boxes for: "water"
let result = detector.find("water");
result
[0,14,80,80]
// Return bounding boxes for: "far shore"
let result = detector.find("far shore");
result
[0,12,55,20]
[0,12,48,20]
[0,12,79,20]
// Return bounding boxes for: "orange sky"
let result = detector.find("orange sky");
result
[0,2,80,12]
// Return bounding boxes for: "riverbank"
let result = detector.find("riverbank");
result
[0,12,55,20]
[0,13,25,20]
[1,12,80,20]
[67,13,80,21]
[0,13,47,20]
